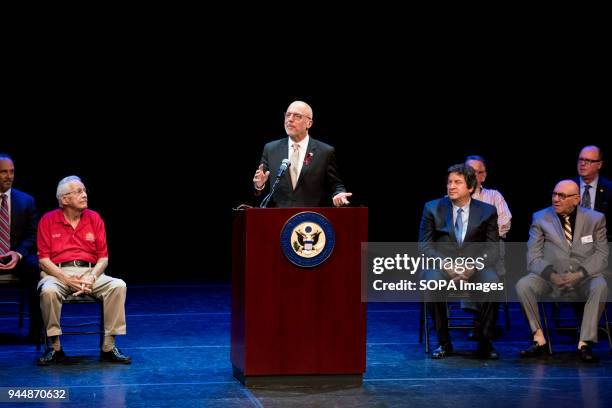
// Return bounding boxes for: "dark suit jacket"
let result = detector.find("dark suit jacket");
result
[9,188,37,258]
[256,137,346,207]
[418,197,500,268]
[574,175,612,239]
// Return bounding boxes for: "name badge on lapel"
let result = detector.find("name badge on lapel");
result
[581,235,593,244]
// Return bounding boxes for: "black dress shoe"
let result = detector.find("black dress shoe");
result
[100,346,132,364]
[432,343,453,359]
[37,349,66,366]
[477,340,499,360]
[520,341,548,358]
[578,344,599,363]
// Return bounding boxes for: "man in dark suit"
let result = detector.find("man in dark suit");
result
[418,164,500,359]
[575,145,612,240]
[0,153,40,341]
[252,100,352,207]
[516,180,608,362]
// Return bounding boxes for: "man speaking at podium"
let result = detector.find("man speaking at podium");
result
[252,100,352,207]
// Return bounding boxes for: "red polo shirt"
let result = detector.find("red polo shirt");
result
[37,209,108,264]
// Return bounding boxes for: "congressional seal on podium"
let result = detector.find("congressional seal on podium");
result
[280,211,335,267]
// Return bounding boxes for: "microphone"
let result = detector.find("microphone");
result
[276,159,291,178]
[260,159,292,208]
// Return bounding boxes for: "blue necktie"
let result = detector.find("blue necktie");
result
[582,184,592,209]
[455,208,463,245]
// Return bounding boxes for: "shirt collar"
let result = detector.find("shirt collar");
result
[289,134,309,150]
[580,175,599,189]
[53,208,91,227]
[452,198,471,212]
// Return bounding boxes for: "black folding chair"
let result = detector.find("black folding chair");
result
[0,273,26,328]
[41,294,104,349]
[541,302,612,354]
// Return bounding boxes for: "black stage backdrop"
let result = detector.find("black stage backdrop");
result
[3,75,610,282]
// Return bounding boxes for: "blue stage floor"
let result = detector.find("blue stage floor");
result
[1,285,612,407]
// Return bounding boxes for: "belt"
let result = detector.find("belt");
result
[58,260,92,268]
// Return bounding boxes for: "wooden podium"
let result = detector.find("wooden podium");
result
[231,207,367,386]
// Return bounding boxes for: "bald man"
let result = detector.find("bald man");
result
[516,180,608,362]
[252,100,352,208]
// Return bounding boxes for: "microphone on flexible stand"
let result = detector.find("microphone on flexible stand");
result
[260,159,291,208]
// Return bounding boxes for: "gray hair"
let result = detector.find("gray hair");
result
[56,175,82,206]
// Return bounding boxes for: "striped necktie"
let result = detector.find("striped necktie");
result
[562,214,572,246]
[0,194,10,255]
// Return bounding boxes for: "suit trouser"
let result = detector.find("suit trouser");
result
[462,241,506,312]
[423,268,500,346]
[38,266,127,338]
[515,273,608,342]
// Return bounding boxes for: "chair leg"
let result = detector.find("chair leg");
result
[18,283,25,328]
[42,322,49,351]
[503,274,511,330]
[540,303,553,355]
[34,302,42,351]
[424,302,430,354]
[602,307,612,351]
[36,330,42,352]
[418,302,424,344]
[504,302,511,331]
[99,301,105,350]
[552,302,562,327]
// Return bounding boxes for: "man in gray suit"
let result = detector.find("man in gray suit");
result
[516,180,608,362]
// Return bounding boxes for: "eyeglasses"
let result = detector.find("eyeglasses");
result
[578,158,602,165]
[63,188,87,196]
[284,112,312,121]
[551,192,578,200]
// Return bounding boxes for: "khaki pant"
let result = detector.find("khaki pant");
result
[38,266,127,337]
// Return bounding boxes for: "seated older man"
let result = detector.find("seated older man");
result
[516,180,608,363]
[37,176,130,365]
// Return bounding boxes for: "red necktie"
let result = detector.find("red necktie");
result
[0,194,10,254]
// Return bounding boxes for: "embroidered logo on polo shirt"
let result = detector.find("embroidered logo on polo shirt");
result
[85,232,95,242]
[52,233,61,238]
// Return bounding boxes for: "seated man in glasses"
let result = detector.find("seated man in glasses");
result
[516,180,608,362]
[252,100,352,208]
[574,145,612,241]
[37,176,130,365]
